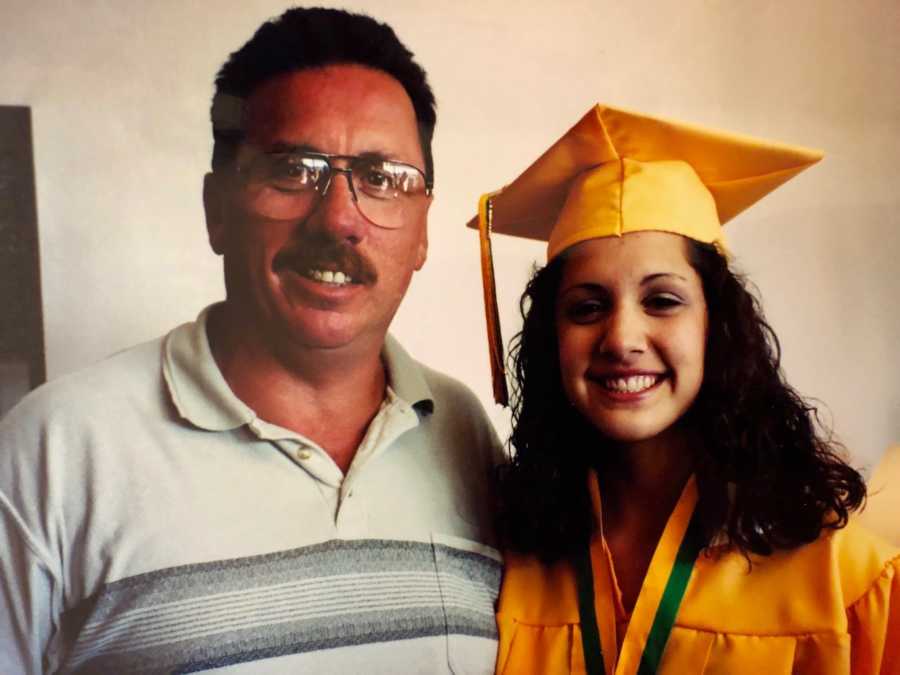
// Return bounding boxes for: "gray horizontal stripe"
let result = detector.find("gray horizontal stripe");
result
[74,609,452,674]
[175,622,455,673]
[77,578,448,655]
[63,538,500,673]
[434,544,502,586]
[77,573,445,644]
[82,539,442,619]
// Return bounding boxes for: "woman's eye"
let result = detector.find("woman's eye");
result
[565,300,608,323]
[644,294,683,311]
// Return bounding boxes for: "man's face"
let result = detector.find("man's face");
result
[205,64,430,357]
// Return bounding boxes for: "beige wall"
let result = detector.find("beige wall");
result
[1,0,897,468]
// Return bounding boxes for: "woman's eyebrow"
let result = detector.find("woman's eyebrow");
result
[559,272,688,297]
[558,282,608,297]
[641,272,688,285]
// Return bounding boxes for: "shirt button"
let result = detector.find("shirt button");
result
[296,449,312,461]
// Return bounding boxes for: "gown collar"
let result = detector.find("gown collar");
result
[585,471,701,675]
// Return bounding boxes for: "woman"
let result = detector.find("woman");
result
[470,105,899,673]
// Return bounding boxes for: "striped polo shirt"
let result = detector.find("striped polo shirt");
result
[0,306,503,673]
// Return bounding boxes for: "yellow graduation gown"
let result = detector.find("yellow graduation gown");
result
[495,475,900,674]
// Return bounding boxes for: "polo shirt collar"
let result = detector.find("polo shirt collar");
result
[162,304,435,432]
[162,305,254,431]
[381,334,434,415]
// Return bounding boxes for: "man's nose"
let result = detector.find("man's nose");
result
[308,169,367,243]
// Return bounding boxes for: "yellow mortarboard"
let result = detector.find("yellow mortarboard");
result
[468,104,823,405]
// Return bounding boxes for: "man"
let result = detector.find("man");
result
[0,8,501,673]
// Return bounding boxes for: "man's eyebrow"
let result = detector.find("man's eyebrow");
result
[265,142,320,154]
[263,142,393,161]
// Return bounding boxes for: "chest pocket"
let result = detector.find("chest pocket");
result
[431,533,502,675]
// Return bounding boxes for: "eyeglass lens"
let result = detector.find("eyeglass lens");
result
[242,153,428,228]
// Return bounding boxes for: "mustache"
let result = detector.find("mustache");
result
[272,233,378,285]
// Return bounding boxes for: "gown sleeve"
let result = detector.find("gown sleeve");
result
[846,553,900,674]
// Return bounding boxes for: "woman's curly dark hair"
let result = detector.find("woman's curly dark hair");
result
[496,240,866,562]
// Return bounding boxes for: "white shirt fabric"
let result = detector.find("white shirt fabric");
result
[0,306,503,674]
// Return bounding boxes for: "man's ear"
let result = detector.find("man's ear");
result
[203,172,227,255]
[414,195,432,271]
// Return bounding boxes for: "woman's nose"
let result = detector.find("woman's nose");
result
[598,305,647,360]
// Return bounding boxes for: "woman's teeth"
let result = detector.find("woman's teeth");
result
[602,375,660,393]
[307,269,354,285]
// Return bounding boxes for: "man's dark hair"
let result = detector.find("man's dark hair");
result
[211,7,436,187]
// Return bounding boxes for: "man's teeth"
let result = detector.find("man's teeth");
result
[603,375,659,393]
[307,269,354,285]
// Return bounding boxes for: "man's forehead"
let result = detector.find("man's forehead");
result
[246,66,414,121]
[213,64,417,131]
[237,64,422,158]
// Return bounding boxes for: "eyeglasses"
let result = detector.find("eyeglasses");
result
[234,150,432,229]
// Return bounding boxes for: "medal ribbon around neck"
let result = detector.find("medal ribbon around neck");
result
[574,505,705,674]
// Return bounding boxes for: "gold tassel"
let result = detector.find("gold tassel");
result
[478,192,509,406]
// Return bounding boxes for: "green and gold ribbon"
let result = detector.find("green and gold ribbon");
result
[574,508,705,674]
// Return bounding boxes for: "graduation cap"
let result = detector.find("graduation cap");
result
[468,104,823,405]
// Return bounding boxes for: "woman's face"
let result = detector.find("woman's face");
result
[556,232,707,445]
